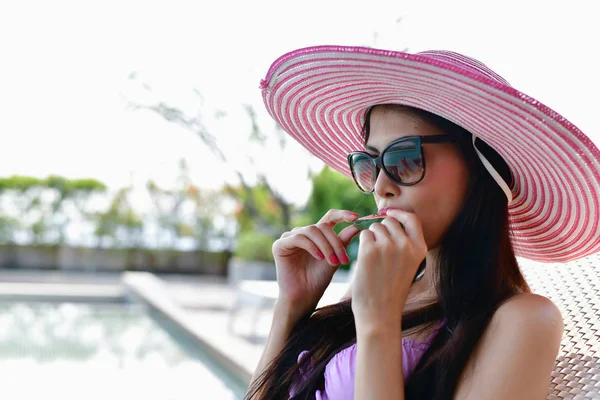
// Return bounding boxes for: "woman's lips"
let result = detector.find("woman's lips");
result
[378,207,401,215]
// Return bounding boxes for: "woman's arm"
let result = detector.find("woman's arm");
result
[355,323,405,400]
[351,209,427,399]
[341,283,352,301]
[247,304,300,394]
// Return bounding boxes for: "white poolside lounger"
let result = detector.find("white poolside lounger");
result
[227,279,351,337]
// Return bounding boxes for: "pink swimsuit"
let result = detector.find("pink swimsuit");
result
[289,320,446,399]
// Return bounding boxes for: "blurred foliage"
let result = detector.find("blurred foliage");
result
[222,182,287,263]
[307,166,376,230]
[0,175,44,191]
[147,159,224,251]
[234,231,276,262]
[93,187,144,248]
[46,175,108,244]
[223,182,287,235]
[0,216,19,243]
[0,165,377,269]
[0,175,107,245]
[0,169,231,253]
[46,175,107,196]
[223,166,376,264]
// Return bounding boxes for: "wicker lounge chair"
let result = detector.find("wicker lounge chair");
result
[519,253,600,399]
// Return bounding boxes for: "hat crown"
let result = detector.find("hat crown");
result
[416,50,511,87]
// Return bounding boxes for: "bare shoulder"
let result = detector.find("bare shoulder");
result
[493,292,564,334]
[483,292,564,358]
[455,293,565,399]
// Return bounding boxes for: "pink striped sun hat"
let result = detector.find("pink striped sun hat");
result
[259,45,600,263]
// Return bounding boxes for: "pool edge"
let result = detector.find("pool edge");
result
[122,272,252,388]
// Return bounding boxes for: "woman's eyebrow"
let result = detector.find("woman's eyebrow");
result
[365,144,379,152]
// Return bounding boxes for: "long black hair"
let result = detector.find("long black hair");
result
[245,104,531,399]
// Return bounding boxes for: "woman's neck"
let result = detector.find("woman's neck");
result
[405,254,439,310]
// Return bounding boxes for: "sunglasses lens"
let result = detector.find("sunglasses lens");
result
[383,139,423,184]
[350,154,376,192]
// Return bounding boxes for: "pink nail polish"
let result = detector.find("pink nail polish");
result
[340,253,350,264]
[330,254,340,265]
[317,250,325,259]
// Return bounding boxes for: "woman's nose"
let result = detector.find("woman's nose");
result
[374,168,401,198]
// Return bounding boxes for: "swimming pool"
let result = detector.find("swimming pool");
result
[0,301,248,400]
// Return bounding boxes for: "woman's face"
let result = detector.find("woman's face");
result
[366,106,470,249]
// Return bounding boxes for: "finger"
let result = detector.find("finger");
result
[317,209,360,227]
[277,234,325,261]
[385,209,425,245]
[358,229,375,251]
[368,222,394,243]
[281,227,302,239]
[300,226,340,266]
[338,224,361,247]
[316,223,351,264]
[381,216,407,239]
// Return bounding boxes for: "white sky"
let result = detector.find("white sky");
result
[1,0,598,209]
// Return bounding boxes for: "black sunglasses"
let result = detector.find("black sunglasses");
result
[347,134,457,193]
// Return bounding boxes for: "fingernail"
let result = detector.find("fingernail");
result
[345,212,360,222]
[330,254,340,265]
[340,253,350,264]
[317,250,325,260]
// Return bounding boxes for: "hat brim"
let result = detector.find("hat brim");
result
[260,45,600,263]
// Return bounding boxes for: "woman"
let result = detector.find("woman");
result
[245,46,600,399]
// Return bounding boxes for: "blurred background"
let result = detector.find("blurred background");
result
[0,0,598,399]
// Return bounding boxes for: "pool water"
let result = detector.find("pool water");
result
[0,301,247,400]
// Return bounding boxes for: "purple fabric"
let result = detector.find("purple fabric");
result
[289,320,446,399]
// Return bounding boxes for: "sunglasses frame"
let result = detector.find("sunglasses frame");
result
[347,134,457,194]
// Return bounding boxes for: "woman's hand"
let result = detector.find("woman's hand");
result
[272,209,361,322]
[351,209,428,331]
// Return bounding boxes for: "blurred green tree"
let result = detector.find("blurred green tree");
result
[63,178,107,216]
[93,186,144,248]
[0,216,18,244]
[0,177,21,244]
[0,176,46,244]
[222,181,290,237]
[146,158,227,250]
[181,182,226,251]
[234,231,276,262]
[0,175,107,245]
[306,166,376,224]
[46,176,107,244]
